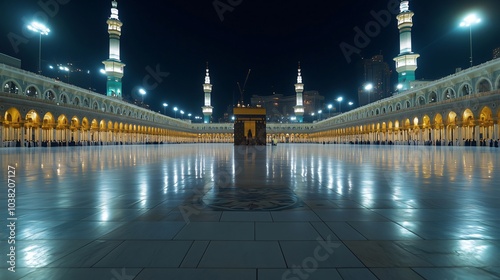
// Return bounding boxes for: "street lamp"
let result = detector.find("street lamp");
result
[327,104,333,117]
[188,113,192,120]
[460,14,481,67]
[364,83,373,104]
[180,110,184,119]
[139,88,146,104]
[163,103,168,115]
[337,97,343,114]
[173,107,178,118]
[27,22,50,74]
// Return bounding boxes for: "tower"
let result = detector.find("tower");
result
[293,63,305,123]
[202,63,213,123]
[393,0,419,91]
[102,0,125,98]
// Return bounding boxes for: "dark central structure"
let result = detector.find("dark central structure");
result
[233,107,266,145]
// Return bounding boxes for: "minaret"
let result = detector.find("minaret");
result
[102,0,125,98]
[393,0,419,91]
[202,63,213,124]
[293,62,305,123]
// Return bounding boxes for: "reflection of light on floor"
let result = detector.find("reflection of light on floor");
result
[458,240,487,255]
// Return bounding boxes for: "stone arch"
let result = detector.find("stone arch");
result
[405,100,411,108]
[117,107,122,115]
[476,78,492,93]
[459,83,472,97]
[479,106,493,127]
[109,105,115,114]
[446,111,457,126]
[70,116,80,130]
[4,107,22,126]
[396,103,401,111]
[422,115,431,129]
[25,85,40,98]
[60,92,69,104]
[429,91,437,103]
[3,80,20,94]
[388,105,393,112]
[83,98,90,108]
[44,89,56,101]
[42,112,55,129]
[73,96,81,106]
[92,101,99,110]
[417,95,425,106]
[25,110,41,128]
[462,109,475,126]
[57,114,69,129]
[443,88,455,100]
[82,117,90,130]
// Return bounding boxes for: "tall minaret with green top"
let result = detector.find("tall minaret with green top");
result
[102,0,125,98]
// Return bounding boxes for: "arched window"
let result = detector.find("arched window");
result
[429,92,437,103]
[26,86,39,98]
[3,81,19,94]
[45,90,56,101]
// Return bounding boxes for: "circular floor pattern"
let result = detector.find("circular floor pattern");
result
[201,187,300,211]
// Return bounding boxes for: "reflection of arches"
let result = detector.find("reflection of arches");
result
[477,79,492,93]
[26,86,39,98]
[3,80,20,94]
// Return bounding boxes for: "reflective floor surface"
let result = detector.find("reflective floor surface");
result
[0,144,499,280]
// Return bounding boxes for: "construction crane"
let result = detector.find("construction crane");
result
[237,69,251,105]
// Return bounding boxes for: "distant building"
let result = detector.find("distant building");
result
[358,54,392,106]
[250,90,324,123]
[493,47,500,59]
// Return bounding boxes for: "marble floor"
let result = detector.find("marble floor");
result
[0,144,499,280]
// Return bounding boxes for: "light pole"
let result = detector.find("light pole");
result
[173,107,178,118]
[27,22,50,74]
[138,88,146,105]
[188,113,192,120]
[318,110,322,121]
[460,14,481,67]
[337,97,343,114]
[364,83,373,104]
[163,103,168,115]
[327,104,333,117]
[180,110,184,119]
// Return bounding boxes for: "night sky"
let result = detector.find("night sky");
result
[1,0,500,120]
